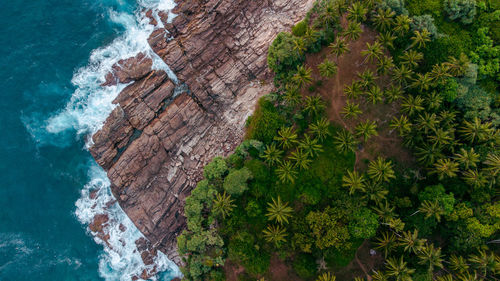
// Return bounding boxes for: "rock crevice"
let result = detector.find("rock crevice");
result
[90,0,315,266]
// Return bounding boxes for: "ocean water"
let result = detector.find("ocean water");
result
[0,0,179,280]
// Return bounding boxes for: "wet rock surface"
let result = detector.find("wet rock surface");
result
[90,0,315,267]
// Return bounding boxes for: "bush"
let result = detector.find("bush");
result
[246,97,285,144]
[267,32,304,76]
[223,167,253,196]
[444,0,476,24]
[292,20,308,37]
[411,14,439,37]
[228,232,270,276]
[348,208,379,239]
[292,253,317,279]
[379,0,408,15]
[203,157,228,180]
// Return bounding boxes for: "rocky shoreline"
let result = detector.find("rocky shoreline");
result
[88,0,315,271]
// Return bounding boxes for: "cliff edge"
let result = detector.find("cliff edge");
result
[89,0,315,266]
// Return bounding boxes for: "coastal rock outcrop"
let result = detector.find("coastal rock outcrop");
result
[90,0,315,267]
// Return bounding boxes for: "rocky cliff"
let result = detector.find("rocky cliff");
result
[89,0,315,267]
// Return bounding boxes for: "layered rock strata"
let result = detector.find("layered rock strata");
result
[90,0,315,266]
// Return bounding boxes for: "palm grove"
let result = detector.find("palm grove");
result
[177,0,499,280]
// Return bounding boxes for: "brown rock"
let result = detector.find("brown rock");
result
[101,52,153,86]
[90,0,315,268]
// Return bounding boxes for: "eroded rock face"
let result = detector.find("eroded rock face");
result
[90,0,315,266]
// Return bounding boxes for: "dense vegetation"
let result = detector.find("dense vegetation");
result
[178,0,499,280]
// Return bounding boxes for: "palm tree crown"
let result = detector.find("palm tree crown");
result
[266,196,293,225]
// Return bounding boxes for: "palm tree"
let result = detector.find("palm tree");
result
[304,96,326,117]
[299,134,323,157]
[213,192,236,219]
[261,143,283,166]
[293,65,313,89]
[398,229,426,254]
[329,37,349,57]
[416,112,438,134]
[428,128,454,147]
[361,41,384,64]
[303,27,320,47]
[439,110,458,128]
[430,63,452,85]
[358,69,376,89]
[366,85,384,104]
[262,224,287,247]
[377,32,396,49]
[293,37,306,56]
[390,115,412,136]
[385,256,415,281]
[393,14,412,36]
[343,82,363,99]
[368,157,396,183]
[334,129,358,154]
[444,53,470,76]
[433,158,459,179]
[454,148,480,169]
[309,118,331,141]
[392,65,413,86]
[457,271,483,281]
[418,244,444,273]
[318,59,338,78]
[289,149,312,170]
[342,170,366,195]
[347,2,368,22]
[317,1,339,31]
[415,143,443,165]
[385,85,403,103]
[410,28,431,49]
[468,250,498,277]
[372,8,395,32]
[317,272,336,281]
[400,50,423,69]
[400,95,424,116]
[284,84,302,107]
[449,254,470,273]
[419,200,444,222]
[411,73,432,91]
[425,91,443,111]
[377,55,395,75]
[462,169,488,189]
[266,196,293,224]
[373,201,396,221]
[356,120,378,142]
[375,232,397,258]
[341,101,363,119]
[370,271,388,281]
[344,21,363,41]
[274,126,298,149]
[483,153,500,177]
[361,181,388,204]
[276,161,298,184]
[458,117,493,143]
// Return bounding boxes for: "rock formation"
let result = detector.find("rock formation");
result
[89,0,315,267]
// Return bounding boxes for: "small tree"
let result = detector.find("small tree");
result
[223,167,253,196]
[444,0,476,25]
[204,156,228,180]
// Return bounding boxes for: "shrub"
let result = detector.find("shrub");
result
[267,32,305,76]
[411,15,439,37]
[204,157,228,180]
[379,0,408,15]
[444,0,476,24]
[228,232,270,276]
[292,253,317,279]
[223,167,253,196]
[292,20,308,37]
[246,97,285,144]
[348,208,379,239]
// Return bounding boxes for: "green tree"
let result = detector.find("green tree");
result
[444,0,476,25]
[390,115,412,136]
[342,170,366,194]
[274,126,298,149]
[394,14,411,36]
[304,96,326,117]
[276,161,298,184]
[317,272,336,281]
[344,21,363,41]
[347,2,368,22]
[417,244,444,273]
[299,134,323,157]
[419,200,445,222]
[318,59,338,78]
[377,55,395,75]
[372,8,395,32]
[454,148,480,169]
[416,112,438,134]
[366,85,384,104]
[306,207,350,250]
[262,224,287,247]
[213,191,235,219]
[410,28,431,49]
[334,129,359,154]
[293,65,313,89]
[411,73,432,91]
[449,254,469,273]
[356,120,378,142]
[398,229,426,254]
[385,256,415,281]
[204,156,228,180]
[377,32,397,49]
[362,41,384,64]
[462,169,488,189]
[348,207,378,239]
[385,85,403,103]
[425,91,443,111]
[430,63,452,86]
[329,37,349,57]
[458,117,493,143]
[433,158,460,179]
[368,157,396,183]
[400,95,424,116]
[309,118,331,141]
[261,143,283,166]
[400,50,423,69]
[358,69,376,88]
[375,231,397,258]
[223,167,253,196]
[392,65,413,86]
[268,32,304,74]
[341,101,363,119]
[344,81,363,99]
[266,196,293,225]
[289,149,312,170]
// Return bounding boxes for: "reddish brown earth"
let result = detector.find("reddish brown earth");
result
[88,0,316,267]
[304,19,414,171]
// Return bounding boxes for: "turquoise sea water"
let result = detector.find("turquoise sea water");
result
[0,0,179,280]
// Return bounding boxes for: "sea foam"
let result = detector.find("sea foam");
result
[45,0,181,280]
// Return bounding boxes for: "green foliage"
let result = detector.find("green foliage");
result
[246,97,285,144]
[411,15,439,37]
[292,20,308,37]
[470,27,500,81]
[203,157,228,180]
[418,184,456,215]
[348,207,379,239]
[223,167,253,196]
[292,253,317,279]
[306,207,350,250]
[267,32,304,76]
[444,0,477,24]
[379,0,408,15]
[228,232,270,275]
